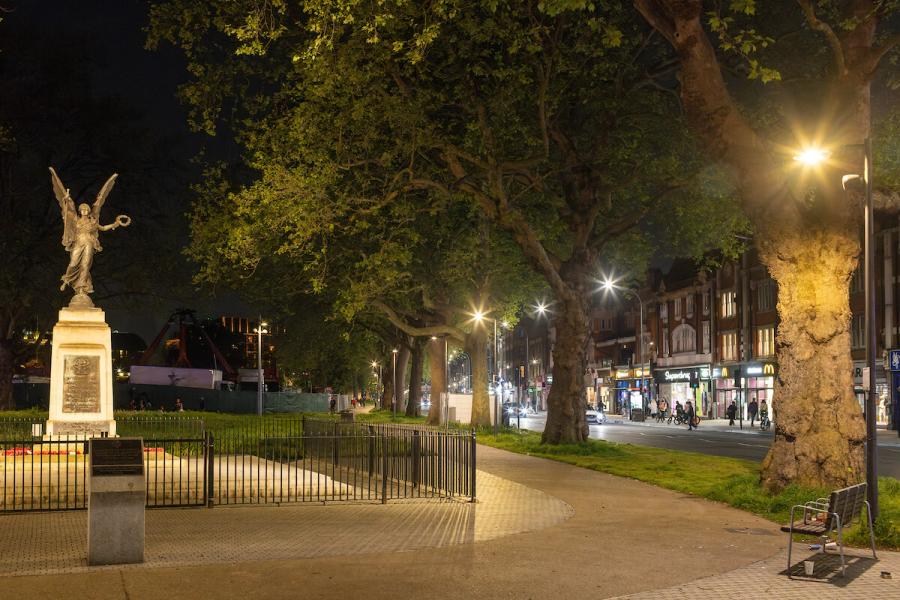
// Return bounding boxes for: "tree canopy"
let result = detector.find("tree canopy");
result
[149,0,746,435]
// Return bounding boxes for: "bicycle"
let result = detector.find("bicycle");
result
[760,414,771,431]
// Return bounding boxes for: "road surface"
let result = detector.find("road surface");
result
[514,413,900,478]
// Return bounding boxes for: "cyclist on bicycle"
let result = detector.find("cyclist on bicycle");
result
[759,399,770,430]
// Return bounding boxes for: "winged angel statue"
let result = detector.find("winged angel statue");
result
[50,167,131,308]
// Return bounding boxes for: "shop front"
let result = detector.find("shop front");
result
[714,362,776,421]
[612,367,651,416]
[653,365,711,417]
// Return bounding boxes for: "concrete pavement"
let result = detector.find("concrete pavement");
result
[0,444,894,599]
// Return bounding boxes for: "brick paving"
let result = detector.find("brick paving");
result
[613,546,899,599]
[0,470,573,577]
[0,444,896,599]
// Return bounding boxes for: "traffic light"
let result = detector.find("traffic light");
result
[732,367,741,386]
[689,371,699,389]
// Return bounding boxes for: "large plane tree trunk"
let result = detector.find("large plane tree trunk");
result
[406,338,425,417]
[380,359,393,410]
[542,267,590,444]
[760,229,866,489]
[633,0,888,489]
[426,338,446,425]
[467,329,491,427]
[395,345,410,412]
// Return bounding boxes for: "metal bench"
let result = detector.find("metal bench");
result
[782,482,877,577]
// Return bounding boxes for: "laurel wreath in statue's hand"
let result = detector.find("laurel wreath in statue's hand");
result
[115,215,132,228]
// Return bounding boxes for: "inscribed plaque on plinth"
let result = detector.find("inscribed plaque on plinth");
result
[62,355,100,413]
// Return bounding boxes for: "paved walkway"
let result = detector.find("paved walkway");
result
[0,444,895,599]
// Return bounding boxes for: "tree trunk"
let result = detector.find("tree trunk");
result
[467,329,490,427]
[406,338,425,417]
[380,360,393,410]
[759,229,866,490]
[426,338,446,425]
[396,345,411,412]
[542,275,590,444]
[0,339,13,410]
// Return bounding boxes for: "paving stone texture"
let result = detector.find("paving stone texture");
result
[0,443,897,600]
[613,547,899,599]
[0,470,572,577]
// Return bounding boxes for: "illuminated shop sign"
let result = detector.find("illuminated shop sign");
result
[653,366,710,382]
[615,369,632,379]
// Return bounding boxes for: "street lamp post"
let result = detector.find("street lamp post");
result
[863,137,878,520]
[392,348,399,420]
[371,360,382,406]
[602,280,645,418]
[473,310,501,433]
[797,141,878,519]
[254,318,269,416]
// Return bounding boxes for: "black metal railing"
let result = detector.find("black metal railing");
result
[0,416,476,511]
[301,418,476,501]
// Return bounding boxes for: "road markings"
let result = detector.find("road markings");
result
[737,442,769,448]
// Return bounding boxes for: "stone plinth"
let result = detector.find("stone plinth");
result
[46,307,116,437]
[88,438,145,565]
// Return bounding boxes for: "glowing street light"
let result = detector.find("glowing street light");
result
[793,146,830,166]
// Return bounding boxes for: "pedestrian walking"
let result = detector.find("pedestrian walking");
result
[686,401,697,430]
[648,397,658,418]
[748,398,759,427]
[726,400,737,426]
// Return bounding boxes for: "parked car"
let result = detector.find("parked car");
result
[585,410,605,425]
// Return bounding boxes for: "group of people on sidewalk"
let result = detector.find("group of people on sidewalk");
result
[646,397,700,430]
[726,398,769,429]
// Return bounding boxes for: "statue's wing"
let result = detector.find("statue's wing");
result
[49,167,76,248]
[91,173,118,219]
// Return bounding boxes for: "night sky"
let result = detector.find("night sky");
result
[7,0,247,341]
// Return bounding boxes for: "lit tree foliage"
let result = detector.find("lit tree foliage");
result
[148,0,745,439]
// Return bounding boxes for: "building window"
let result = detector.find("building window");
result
[756,326,775,356]
[850,264,863,294]
[686,294,694,317]
[758,279,776,312]
[721,332,738,361]
[663,327,669,356]
[702,321,710,354]
[851,314,864,349]
[674,298,682,320]
[702,291,710,315]
[672,324,696,354]
[660,302,668,322]
[722,291,737,318]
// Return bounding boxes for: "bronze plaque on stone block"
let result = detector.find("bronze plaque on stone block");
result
[63,355,100,413]
[90,438,144,476]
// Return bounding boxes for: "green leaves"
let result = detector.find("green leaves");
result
[706,10,780,83]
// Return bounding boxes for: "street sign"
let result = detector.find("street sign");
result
[889,349,900,372]
[862,367,870,391]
